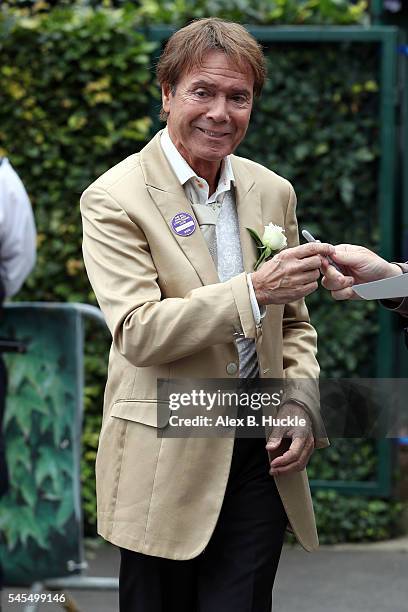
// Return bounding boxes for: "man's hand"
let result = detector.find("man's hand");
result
[265,403,314,476]
[321,244,402,301]
[251,242,334,306]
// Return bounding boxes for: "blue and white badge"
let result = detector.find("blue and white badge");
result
[171,212,196,237]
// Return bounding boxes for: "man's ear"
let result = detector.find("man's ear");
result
[162,83,172,114]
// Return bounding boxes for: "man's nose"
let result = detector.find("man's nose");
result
[206,95,229,122]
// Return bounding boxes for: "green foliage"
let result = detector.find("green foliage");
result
[312,492,402,544]
[0,7,155,541]
[286,492,402,545]
[0,2,399,544]
[0,311,81,584]
[132,0,369,26]
[0,5,157,303]
[306,440,403,543]
[308,439,378,482]
[1,0,370,25]
[239,42,381,378]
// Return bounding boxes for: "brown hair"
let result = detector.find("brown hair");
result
[156,18,267,120]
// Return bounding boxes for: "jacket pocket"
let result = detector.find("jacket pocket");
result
[110,399,170,429]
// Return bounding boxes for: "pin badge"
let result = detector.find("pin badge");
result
[171,212,196,237]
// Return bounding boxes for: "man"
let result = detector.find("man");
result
[321,243,408,316]
[81,18,333,611]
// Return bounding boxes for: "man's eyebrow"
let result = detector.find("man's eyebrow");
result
[189,79,216,89]
[188,79,252,96]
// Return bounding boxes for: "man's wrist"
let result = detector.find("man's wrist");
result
[246,273,261,325]
[280,399,311,421]
[385,263,403,278]
[250,272,267,307]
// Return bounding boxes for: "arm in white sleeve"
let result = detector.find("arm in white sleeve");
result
[0,159,37,298]
[246,273,266,325]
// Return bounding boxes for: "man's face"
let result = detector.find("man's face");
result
[162,50,254,176]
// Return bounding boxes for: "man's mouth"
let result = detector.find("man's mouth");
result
[197,127,230,138]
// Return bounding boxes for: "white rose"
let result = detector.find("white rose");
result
[262,223,287,251]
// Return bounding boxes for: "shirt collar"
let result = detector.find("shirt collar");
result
[160,127,235,194]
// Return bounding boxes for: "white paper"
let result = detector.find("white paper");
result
[353,274,408,300]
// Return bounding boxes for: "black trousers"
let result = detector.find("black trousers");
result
[119,436,288,612]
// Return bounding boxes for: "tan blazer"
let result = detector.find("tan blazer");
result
[80,131,326,559]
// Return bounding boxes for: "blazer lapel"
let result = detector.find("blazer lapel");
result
[140,133,219,286]
[231,156,264,273]
[139,133,264,283]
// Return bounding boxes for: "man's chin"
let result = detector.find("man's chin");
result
[196,145,233,162]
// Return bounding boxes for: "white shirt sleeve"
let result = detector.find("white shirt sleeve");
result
[246,273,266,325]
[0,159,37,298]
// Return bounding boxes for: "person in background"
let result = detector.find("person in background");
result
[0,157,37,591]
[321,243,408,317]
[0,159,37,301]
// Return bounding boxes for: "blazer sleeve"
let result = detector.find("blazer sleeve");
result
[80,185,256,367]
[380,262,408,318]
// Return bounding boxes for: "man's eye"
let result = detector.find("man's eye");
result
[232,95,248,104]
[193,90,209,98]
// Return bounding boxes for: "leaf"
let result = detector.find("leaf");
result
[355,147,374,162]
[35,446,73,495]
[6,436,31,475]
[55,493,74,528]
[294,142,310,161]
[1,504,48,551]
[6,356,28,393]
[339,176,354,205]
[18,509,48,550]
[35,447,60,491]
[246,227,263,247]
[6,378,51,437]
[19,472,38,509]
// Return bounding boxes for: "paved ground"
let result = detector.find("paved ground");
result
[2,537,408,611]
[274,541,408,612]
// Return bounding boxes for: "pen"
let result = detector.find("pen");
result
[301,229,342,273]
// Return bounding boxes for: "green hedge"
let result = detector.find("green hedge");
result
[1,0,369,25]
[0,4,159,535]
[0,2,402,543]
[239,41,381,378]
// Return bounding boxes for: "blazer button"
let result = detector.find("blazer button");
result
[226,362,238,376]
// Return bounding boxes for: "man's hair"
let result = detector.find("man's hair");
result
[156,18,267,121]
